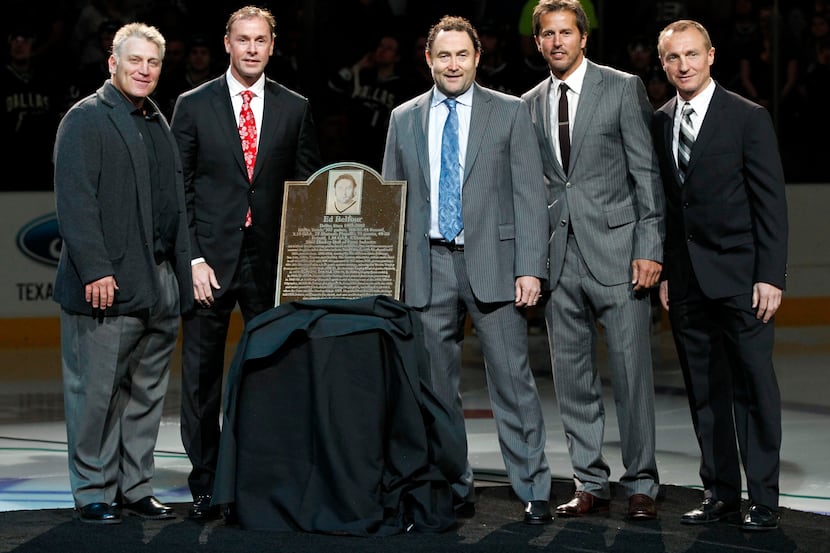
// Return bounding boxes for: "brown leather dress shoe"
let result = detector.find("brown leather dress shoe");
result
[555,491,610,517]
[627,493,657,520]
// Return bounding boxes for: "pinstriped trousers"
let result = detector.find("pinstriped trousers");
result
[417,245,552,504]
[545,234,659,499]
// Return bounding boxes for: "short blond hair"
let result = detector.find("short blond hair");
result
[112,22,166,61]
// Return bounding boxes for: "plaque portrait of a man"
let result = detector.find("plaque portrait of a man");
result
[326,171,363,215]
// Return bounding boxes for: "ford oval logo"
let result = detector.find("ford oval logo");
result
[16,213,62,266]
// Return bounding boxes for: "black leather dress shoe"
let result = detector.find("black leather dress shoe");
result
[124,496,175,519]
[189,494,221,520]
[523,500,552,525]
[741,504,779,531]
[680,498,740,524]
[78,502,121,524]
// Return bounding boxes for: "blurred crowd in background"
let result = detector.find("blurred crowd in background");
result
[2,0,829,191]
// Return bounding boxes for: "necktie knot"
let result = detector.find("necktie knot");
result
[445,97,457,112]
[241,90,254,106]
[559,83,569,95]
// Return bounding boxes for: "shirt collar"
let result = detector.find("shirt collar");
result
[551,56,587,96]
[226,69,266,99]
[676,77,715,114]
[431,84,475,109]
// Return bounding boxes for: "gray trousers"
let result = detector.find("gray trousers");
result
[545,235,659,499]
[418,246,552,504]
[61,261,179,508]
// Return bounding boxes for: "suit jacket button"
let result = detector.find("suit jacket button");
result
[683,202,689,208]
[687,234,693,241]
[560,220,567,226]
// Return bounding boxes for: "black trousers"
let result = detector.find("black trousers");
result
[180,231,274,497]
[668,268,781,508]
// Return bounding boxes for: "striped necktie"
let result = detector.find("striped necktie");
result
[677,102,694,184]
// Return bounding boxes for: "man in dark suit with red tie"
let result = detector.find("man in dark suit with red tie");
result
[170,5,321,520]
[652,20,788,531]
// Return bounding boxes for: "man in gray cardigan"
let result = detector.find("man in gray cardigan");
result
[53,23,193,525]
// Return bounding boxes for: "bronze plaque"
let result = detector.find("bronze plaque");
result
[275,163,406,305]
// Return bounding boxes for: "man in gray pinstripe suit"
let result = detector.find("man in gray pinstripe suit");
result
[522,0,665,520]
[382,15,553,525]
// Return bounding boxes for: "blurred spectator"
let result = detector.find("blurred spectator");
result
[71,0,135,67]
[154,34,219,119]
[738,4,805,179]
[402,33,433,94]
[717,0,761,90]
[0,25,62,191]
[476,21,522,96]
[65,19,120,113]
[799,11,830,70]
[327,34,409,168]
[739,5,801,110]
[268,24,304,94]
[320,0,395,74]
[623,35,658,84]
[645,66,673,109]
[161,33,187,76]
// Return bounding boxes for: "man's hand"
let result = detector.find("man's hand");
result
[85,276,118,309]
[515,276,542,308]
[659,280,669,311]
[632,259,662,291]
[753,282,783,323]
[192,262,221,307]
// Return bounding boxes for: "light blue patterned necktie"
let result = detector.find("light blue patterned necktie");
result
[439,98,462,241]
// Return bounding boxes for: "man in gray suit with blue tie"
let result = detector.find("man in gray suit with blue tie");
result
[522,0,665,520]
[382,15,553,525]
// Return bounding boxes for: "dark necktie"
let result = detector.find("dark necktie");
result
[677,102,695,184]
[438,98,462,241]
[239,90,257,225]
[558,83,571,174]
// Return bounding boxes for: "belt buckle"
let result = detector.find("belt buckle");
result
[432,238,463,252]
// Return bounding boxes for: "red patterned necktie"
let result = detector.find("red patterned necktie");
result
[239,90,257,226]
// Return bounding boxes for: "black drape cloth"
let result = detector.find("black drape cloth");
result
[213,295,467,535]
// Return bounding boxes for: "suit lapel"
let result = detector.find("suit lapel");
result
[660,98,680,184]
[104,84,154,242]
[685,85,725,177]
[464,84,491,185]
[414,91,431,194]
[570,61,601,172]
[530,79,562,179]
[255,80,281,182]
[210,80,247,179]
